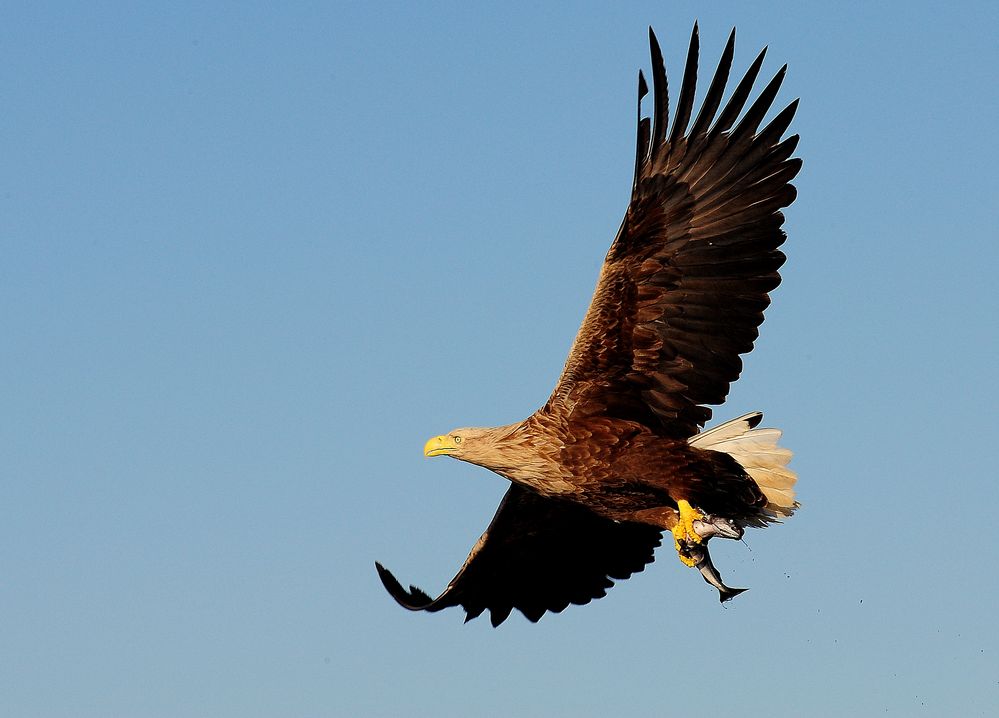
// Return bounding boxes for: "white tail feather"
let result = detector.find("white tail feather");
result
[689,412,799,518]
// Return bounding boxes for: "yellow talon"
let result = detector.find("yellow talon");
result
[672,499,704,567]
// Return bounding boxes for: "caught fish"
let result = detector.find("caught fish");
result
[678,515,748,602]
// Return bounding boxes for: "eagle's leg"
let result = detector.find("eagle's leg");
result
[671,499,705,567]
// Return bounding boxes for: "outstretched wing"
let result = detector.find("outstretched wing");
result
[375,485,662,626]
[544,25,801,438]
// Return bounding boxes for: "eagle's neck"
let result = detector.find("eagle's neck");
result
[465,420,572,494]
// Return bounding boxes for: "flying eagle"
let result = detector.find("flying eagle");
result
[376,24,800,626]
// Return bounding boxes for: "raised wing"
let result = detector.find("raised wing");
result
[375,485,662,626]
[545,25,801,438]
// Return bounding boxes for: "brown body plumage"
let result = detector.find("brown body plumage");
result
[457,416,767,528]
[377,24,801,626]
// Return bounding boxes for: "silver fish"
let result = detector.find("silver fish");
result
[681,515,748,602]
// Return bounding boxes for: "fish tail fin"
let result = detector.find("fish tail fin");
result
[689,412,799,518]
[718,585,748,603]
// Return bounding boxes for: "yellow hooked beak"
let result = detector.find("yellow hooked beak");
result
[424,435,458,457]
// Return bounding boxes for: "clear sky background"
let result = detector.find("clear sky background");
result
[3,2,998,716]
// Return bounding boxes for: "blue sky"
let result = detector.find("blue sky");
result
[3,2,998,716]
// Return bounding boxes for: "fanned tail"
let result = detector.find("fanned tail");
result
[689,412,798,519]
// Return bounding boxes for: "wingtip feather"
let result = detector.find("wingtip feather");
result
[648,26,669,153]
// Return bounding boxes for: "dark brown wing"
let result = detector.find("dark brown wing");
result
[375,485,662,626]
[544,25,801,438]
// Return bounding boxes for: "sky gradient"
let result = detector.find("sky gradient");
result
[3,2,998,716]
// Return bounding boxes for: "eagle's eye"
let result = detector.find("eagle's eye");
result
[454,436,462,444]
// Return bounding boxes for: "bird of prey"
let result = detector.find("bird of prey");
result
[376,24,800,626]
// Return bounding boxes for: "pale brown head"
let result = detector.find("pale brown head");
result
[423,427,506,464]
[423,422,558,488]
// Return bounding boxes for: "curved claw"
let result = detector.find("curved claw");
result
[671,499,705,566]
